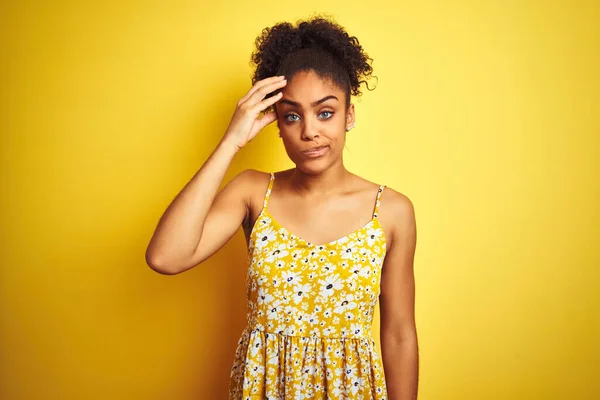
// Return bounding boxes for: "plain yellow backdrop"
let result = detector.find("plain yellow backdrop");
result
[1,1,598,399]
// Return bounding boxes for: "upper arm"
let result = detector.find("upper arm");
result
[379,190,418,341]
[186,168,259,268]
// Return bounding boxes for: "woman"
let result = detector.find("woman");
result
[146,15,418,400]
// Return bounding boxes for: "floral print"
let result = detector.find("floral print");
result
[229,173,388,399]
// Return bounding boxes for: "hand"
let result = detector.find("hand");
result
[221,76,287,151]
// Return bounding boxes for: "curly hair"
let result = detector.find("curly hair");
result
[250,15,376,110]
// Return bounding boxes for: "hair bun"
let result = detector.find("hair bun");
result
[251,15,375,108]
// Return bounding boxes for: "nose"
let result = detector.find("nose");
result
[301,119,319,140]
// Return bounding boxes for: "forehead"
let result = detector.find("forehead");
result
[281,70,344,101]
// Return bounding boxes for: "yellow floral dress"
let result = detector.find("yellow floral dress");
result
[229,172,388,399]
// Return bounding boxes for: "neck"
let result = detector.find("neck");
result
[289,165,351,196]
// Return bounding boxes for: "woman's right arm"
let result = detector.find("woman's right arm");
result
[145,75,287,274]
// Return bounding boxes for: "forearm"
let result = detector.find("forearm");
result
[145,140,238,270]
[381,334,419,400]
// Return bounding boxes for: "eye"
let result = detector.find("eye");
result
[283,111,334,123]
[284,114,300,122]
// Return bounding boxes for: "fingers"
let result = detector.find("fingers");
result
[253,111,278,134]
[246,79,286,108]
[239,75,286,105]
[250,90,284,114]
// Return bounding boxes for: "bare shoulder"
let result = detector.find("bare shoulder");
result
[229,168,271,191]
[380,186,414,215]
[232,168,271,200]
[240,168,294,183]
[234,168,294,204]
[229,169,271,228]
[352,173,413,213]
[378,185,417,248]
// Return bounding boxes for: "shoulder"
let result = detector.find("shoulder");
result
[232,168,295,193]
[229,169,270,228]
[352,173,413,215]
[381,186,414,215]
[231,168,290,210]
[230,168,270,194]
[379,186,416,248]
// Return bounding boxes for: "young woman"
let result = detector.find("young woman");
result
[146,16,418,400]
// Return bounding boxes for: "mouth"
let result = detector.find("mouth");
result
[301,145,329,158]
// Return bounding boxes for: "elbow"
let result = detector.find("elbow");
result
[145,251,187,275]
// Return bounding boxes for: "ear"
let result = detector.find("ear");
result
[346,103,355,130]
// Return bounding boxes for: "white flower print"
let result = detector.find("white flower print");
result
[274,322,286,335]
[305,312,320,326]
[257,276,267,286]
[283,304,297,321]
[334,294,357,314]
[337,235,350,245]
[292,283,311,304]
[257,287,274,305]
[350,323,362,336]
[283,325,295,336]
[291,249,302,260]
[321,262,336,273]
[344,365,355,378]
[250,339,262,357]
[249,362,265,377]
[350,377,365,395]
[266,243,289,263]
[267,299,282,320]
[358,267,371,278]
[255,225,277,249]
[323,326,336,336]
[332,378,346,397]
[365,226,381,246]
[341,245,356,260]
[319,274,343,298]
[282,270,301,285]
[264,344,277,368]
[307,249,320,260]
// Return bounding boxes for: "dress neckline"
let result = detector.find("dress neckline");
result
[262,207,380,247]
[250,172,386,248]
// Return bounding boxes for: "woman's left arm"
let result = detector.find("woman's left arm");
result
[379,192,418,400]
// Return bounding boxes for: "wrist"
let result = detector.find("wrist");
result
[217,139,241,155]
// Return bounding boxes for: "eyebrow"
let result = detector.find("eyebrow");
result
[279,95,339,107]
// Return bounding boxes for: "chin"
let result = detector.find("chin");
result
[295,158,335,174]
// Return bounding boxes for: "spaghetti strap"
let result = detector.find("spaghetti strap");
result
[372,184,386,219]
[262,172,275,209]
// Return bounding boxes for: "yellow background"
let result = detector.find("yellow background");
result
[1,1,598,399]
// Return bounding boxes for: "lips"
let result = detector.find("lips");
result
[302,145,327,154]
[302,145,329,158]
